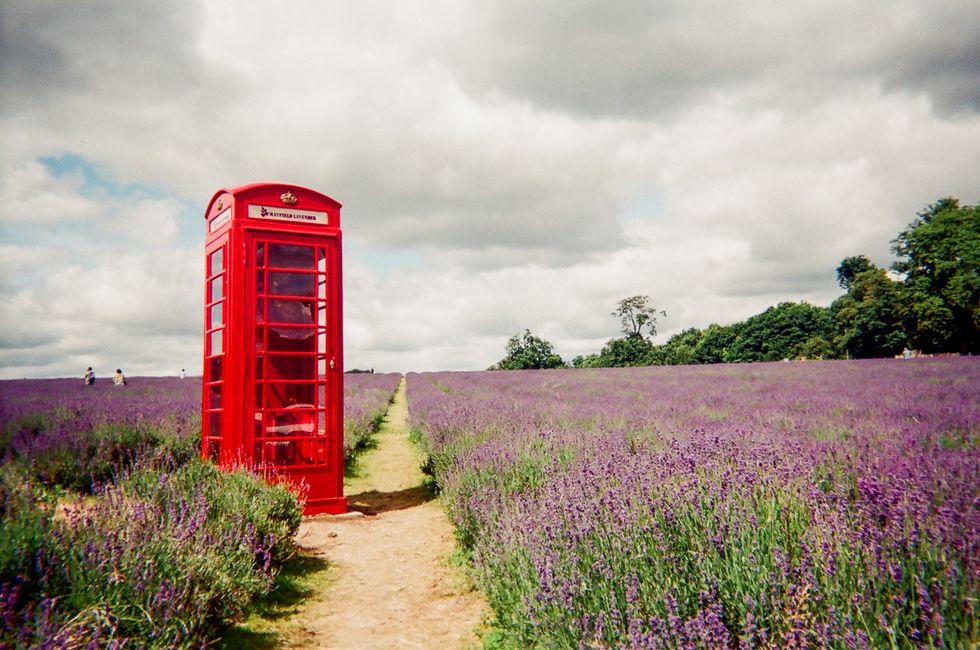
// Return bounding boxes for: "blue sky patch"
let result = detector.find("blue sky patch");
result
[622,191,666,221]
[39,153,201,246]
[347,240,425,276]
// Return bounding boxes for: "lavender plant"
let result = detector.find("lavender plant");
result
[0,460,301,648]
[408,359,980,647]
[344,373,402,461]
[0,375,320,647]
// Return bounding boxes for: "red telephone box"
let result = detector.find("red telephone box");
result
[201,183,346,515]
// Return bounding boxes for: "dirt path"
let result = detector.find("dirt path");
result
[287,379,487,649]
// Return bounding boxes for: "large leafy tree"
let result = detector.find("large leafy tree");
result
[891,197,980,353]
[491,329,566,370]
[581,296,667,367]
[836,255,876,290]
[831,266,907,358]
[612,295,666,340]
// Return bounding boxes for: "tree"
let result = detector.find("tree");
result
[612,295,666,340]
[491,329,566,370]
[891,197,980,353]
[655,327,703,365]
[836,255,875,290]
[596,336,656,367]
[692,323,741,364]
[831,266,907,358]
[725,302,837,362]
[571,353,602,368]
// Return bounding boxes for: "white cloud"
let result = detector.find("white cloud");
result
[1,0,979,377]
[0,160,101,224]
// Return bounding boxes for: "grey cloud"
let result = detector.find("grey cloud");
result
[0,353,67,378]
[881,45,980,115]
[0,327,57,351]
[443,0,980,117]
[868,1,980,114]
[360,202,625,266]
[327,132,629,263]
[721,266,835,300]
[1,0,208,113]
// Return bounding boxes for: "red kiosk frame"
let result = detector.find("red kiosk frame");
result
[202,183,346,515]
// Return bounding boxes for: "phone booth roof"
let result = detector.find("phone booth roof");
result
[204,182,342,231]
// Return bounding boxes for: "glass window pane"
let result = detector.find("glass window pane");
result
[208,356,222,381]
[209,303,223,327]
[290,382,316,406]
[210,329,223,354]
[265,382,285,409]
[317,330,327,353]
[264,440,295,465]
[255,326,265,352]
[206,438,221,460]
[256,299,265,324]
[317,357,327,377]
[317,410,327,435]
[299,439,325,465]
[318,279,326,300]
[269,244,315,269]
[268,299,314,324]
[267,355,315,382]
[256,269,265,294]
[317,248,326,271]
[265,384,312,410]
[208,412,222,437]
[210,249,223,275]
[256,243,265,267]
[210,276,223,301]
[253,412,264,441]
[255,356,264,380]
[208,384,222,409]
[269,272,315,296]
[317,305,327,327]
[268,327,315,352]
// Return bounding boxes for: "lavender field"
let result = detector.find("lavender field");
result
[0,372,402,480]
[343,372,403,460]
[0,372,402,647]
[408,358,979,648]
[0,377,202,490]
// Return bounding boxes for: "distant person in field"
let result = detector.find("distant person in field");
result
[84,367,95,385]
[181,368,187,379]
[113,368,127,386]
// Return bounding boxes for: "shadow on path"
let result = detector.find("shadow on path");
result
[345,484,436,515]
[216,553,329,649]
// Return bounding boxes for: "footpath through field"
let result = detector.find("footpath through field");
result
[289,378,487,649]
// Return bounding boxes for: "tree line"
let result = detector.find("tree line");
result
[492,197,978,370]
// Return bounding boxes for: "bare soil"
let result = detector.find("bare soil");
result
[283,379,488,649]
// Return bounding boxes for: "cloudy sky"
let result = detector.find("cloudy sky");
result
[1,1,979,378]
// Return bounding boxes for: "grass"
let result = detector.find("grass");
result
[216,553,331,649]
